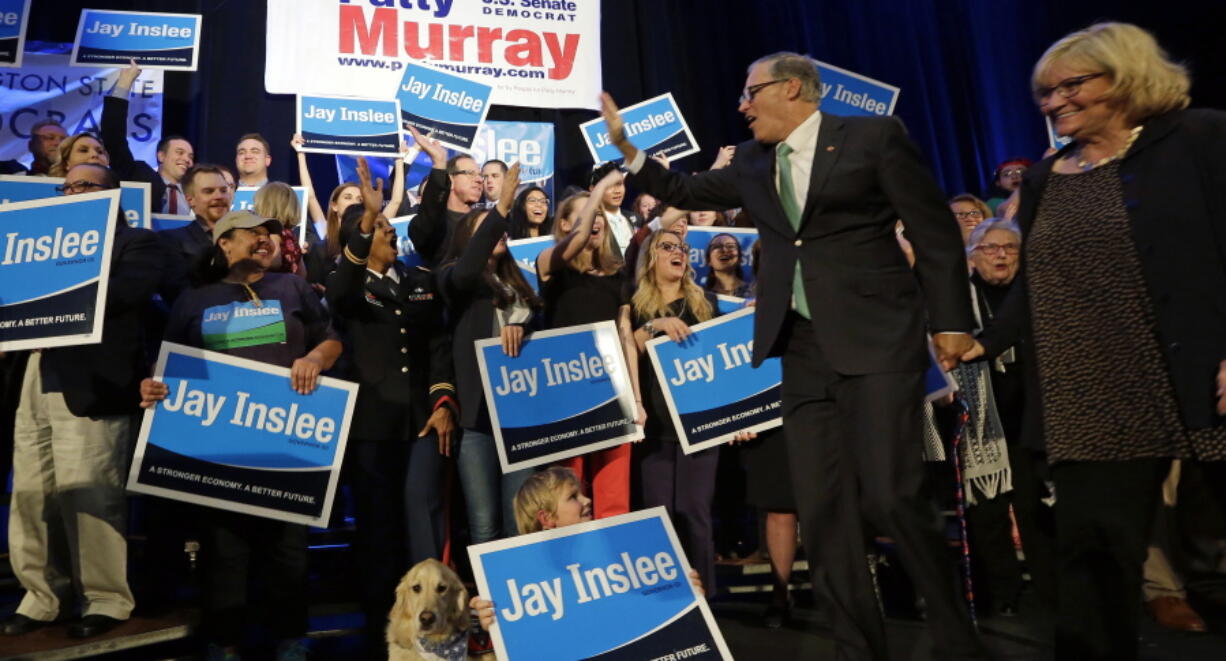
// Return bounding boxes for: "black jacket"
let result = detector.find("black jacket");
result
[631,112,972,372]
[38,222,164,416]
[101,95,167,211]
[980,108,1226,432]
[326,232,456,440]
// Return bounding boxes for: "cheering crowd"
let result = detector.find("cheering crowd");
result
[3,19,1226,661]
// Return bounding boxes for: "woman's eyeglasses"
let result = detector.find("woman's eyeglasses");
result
[657,241,690,254]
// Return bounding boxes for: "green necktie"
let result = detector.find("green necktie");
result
[777,143,809,318]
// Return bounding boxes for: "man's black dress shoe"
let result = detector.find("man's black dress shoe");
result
[67,614,125,638]
[2,613,50,635]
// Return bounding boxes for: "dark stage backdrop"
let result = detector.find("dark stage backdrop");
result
[20,1,1226,201]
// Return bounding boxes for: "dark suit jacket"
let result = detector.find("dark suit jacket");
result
[632,112,972,373]
[981,108,1226,431]
[101,96,167,211]
[407,167,454,268]
[326,233,456,440]
[0,159,26,175]
[39,222,164,417]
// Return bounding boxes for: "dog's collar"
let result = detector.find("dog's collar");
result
[414,630,468,661]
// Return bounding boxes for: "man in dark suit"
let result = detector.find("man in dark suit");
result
[2,163,163,639]
[601,52,982,660]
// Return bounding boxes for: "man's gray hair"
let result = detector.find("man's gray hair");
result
[749,52,823,104]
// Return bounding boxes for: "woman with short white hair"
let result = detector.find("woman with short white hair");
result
[967,22,1226,660]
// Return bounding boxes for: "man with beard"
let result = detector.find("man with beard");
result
[160,164,235,271]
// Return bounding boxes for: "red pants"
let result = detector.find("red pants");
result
[564,443,631,518]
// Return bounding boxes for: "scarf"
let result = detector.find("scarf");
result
[413,630,469,661]
[921,283,1013,504]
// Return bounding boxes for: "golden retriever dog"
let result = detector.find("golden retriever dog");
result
[387,558,488,661]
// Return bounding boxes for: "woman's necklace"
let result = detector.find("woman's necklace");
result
[1075,125,1143,171]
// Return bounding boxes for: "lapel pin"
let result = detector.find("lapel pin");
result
[826,145,836,152]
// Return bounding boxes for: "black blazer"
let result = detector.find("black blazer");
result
[101,96,167,211]
[981,108,1226,431]
[408,167,454,268]
[326,233,456,441]
[437,208,523,430]
[39,223,164,417]
[632,112,972,373]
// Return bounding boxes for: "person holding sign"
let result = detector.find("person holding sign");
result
[438,163,542,543]
[140,209,342,660]
[292,133,410,251]
[103,60,185,213]
[629,228,727,596]
[4,164,163,639]
[325,157,458,652]
[537,174,645,520]
[601,52,983,660]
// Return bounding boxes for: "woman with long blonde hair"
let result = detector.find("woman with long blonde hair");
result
[48,133,109,177]
[630,228,749,596]
[535,171,643,519]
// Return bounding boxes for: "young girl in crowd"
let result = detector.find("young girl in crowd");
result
[140,209,342,661]
[252,182,306,277]
[629,228,729,596]
[438,164,541,542]
[702,232,751,297]
[508,184,553,239]
[536,174,645,519]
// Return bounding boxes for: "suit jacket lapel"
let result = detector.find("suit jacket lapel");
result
[799,112,846,227]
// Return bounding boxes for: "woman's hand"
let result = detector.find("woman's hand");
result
[496,162,521,217]
[470,595,496,631]
[291,133,305,153]
[634,400,647,429]
[650,152,670,170]
[711,146,736,170]
[355,156,384,217]
[960,340,986,363]
[115,58,141,94]
[501,324,525,357]
[405,124,447,168]
[290,355,324,394]
[139,377,168,409]
[420,407,455,456]
[652,317,693,343]
[728,430,758,444]
[688,569,705,596]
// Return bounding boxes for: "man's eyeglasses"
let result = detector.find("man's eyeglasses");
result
[1034,72,1104,101]
[953,210,984,220]
[975,243,1020,256]
[657,241,690,254]
[56,181,107,194]
[739,79,789,104]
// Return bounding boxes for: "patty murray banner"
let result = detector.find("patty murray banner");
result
[265,0,602,110]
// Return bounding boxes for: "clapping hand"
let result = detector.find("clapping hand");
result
[496,162,521,217]
[405,125,446,168]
